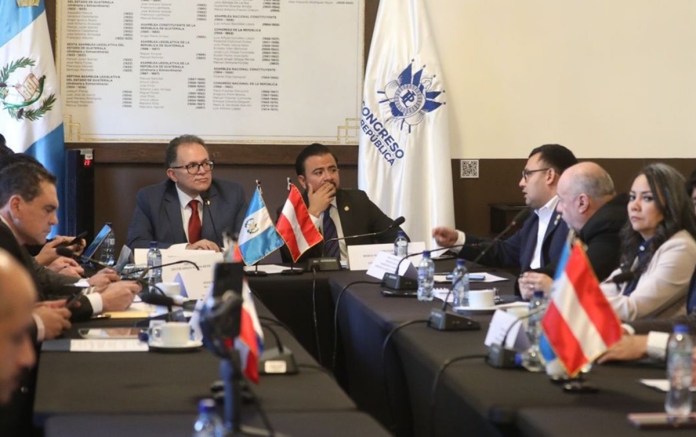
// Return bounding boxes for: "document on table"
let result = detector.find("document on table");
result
[69,339,148,352]
[640,379,696,392]
[42,339,148,352]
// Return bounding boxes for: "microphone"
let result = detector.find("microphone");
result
[427,271,481,331]
[382,209,529,292]
[201,191,221,247]
[309,216,406,272]
[134,260,200,281]
[325,216,406,244]
[472,207,531,264]
[382,243,467,292]
[258,321,298,375]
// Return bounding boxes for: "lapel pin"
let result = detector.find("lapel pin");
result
[344,206,349,212]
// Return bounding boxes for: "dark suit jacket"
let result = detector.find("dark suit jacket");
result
[0,222,91,436]
[280,189,405,263]
[578,193,627,282]
[0,222,93,320]
[459,209,568,285]
[126,178,247,249]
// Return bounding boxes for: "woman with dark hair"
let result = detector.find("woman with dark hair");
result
[601,163,696,321]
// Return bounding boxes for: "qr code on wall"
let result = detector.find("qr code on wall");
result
[460,160,479,179]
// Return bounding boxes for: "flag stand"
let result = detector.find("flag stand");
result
[244,264,268,277]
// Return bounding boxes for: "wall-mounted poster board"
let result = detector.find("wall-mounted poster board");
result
[57,0,363,144]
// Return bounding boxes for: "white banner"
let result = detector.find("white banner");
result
[358,0,454,248]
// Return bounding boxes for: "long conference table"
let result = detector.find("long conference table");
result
[33,261,695,436]
[246,261,696,437]
[33,298,390,436]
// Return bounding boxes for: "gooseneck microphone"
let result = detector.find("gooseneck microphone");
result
[134,259,200,281]
[309,216,407,272]
[472,207,531,264]
[135,260,200,305]
[428,273,481,331]
[200,191,221,247]
[325,216,406,244]
[382,243,467,291]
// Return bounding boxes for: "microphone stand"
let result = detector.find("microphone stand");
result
[307,217,406,272]
[427,273,480,331]
[382,244,466,292]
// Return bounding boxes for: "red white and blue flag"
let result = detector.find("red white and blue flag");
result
[541,240,622,377]
[276,183,322,262]
[234,278,264,384]
[237,185,284,265]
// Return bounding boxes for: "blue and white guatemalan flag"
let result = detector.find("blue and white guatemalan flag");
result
[0,0,66,232]
[358,0,455,247]
[237,185,284,266]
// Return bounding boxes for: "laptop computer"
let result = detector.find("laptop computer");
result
[82,223,112,260]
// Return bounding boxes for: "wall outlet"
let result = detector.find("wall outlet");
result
[460,159,479,178]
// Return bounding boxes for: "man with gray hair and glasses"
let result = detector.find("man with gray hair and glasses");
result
[127,135,247,251]
[519,161,627,298]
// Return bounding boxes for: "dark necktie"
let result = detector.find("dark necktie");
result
[188,200,202,244]
[322,206,339,258]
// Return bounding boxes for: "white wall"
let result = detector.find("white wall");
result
[426,0,696,158]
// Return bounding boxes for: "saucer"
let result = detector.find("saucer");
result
[148,339,203,353]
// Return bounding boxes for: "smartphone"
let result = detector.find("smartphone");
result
[64,287,86,308]
[628,412,696,429]
[61,230,88,247]
[78,328,141,339]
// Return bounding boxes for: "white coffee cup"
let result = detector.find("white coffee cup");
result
[468,289,496,309]
[155,282,181,297]
[149,322,190,347]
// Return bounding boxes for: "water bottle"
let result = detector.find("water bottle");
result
[521,291,546,372]
[393,230,408,257]
[451,259,470,308]
[147,241,162,288]
[665,324,693,419]
[192,398,224,437]
[417,250,435,302]
[100,223,116,266]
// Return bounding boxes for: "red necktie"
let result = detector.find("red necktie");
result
[188,200,202,243]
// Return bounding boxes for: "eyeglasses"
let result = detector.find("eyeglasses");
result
[170,161,214,175]
[521,168,550,181]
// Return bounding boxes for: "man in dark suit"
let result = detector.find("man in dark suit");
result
[519,162,627,298]
[0,162,140,325]
[0,250,38,437]
[433,144,577,297]
[281,143,405,264]
[127,135,247,251]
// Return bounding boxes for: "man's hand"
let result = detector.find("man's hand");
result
[33,306,71,340]
[35,235,85,266]
[306,182,336,217]
[186,239,220,252]
[597,335,648,363]
[518,272,553,299]
[47,256,84,277]
[87,268,119,287]
[432,227,459,247]
[98,281,141,312]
